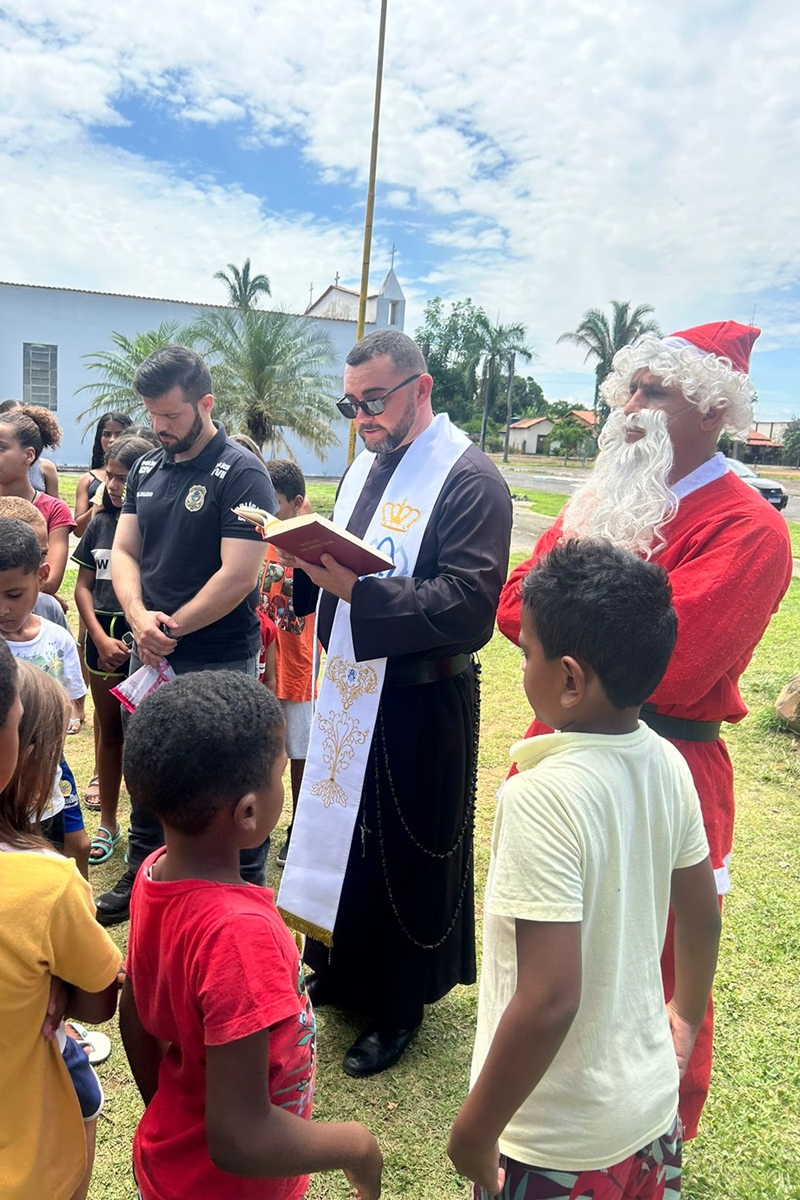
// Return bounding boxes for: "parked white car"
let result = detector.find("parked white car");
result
[725,458,788,510]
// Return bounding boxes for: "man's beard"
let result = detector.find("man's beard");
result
[159,406,204,457]
[561,408,678,557]
[359,397,416,457]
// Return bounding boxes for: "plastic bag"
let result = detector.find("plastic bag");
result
[110,658,176,713]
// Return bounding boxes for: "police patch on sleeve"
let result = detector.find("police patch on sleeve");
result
[185,484,207,512]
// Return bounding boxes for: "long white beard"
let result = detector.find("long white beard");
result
[561,409,678,557]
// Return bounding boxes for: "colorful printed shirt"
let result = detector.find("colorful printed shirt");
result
[6,617,85,701]
[259,543,316,703]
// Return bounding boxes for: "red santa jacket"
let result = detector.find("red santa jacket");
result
[498,469,793,887]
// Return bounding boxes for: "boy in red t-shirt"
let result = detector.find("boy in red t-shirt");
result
[119,672,382,1200]
[261,460,318,866]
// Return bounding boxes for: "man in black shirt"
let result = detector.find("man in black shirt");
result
[95,345,277,926]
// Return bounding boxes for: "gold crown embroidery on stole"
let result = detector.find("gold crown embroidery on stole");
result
[381,497,420,533]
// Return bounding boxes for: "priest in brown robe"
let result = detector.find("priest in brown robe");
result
[286,329,512,1077]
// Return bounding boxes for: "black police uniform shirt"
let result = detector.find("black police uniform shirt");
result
[121,423,277,663]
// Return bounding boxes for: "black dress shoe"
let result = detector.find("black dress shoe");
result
[342,1025,420,1078]
[95,869,136,927]
[304,974,334,1008]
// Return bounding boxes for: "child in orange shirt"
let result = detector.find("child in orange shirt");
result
[261,460,317,866]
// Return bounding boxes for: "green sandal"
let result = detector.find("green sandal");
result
[89,824,121,866]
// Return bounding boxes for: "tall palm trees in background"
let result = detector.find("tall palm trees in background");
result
[191,307,339,456]
[558,300,661,424]
[78,262,339,460]
[213,258,272,310]
[475,316,533,451]
[77,322,191,417]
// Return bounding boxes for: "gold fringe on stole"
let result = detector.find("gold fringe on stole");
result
[277,908,333,948]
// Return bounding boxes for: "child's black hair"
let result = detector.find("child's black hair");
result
[0,638,17,728]
[89,411,133,469]
[126,425,162,448]
[0,518,42,576]
[123,671,285,836]
[521,538,677,710]
[101,435,159,514]
[266,458,306,501]
[0,405,62,461]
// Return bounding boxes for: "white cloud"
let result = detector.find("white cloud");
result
[0,137,370,316]
[1,0,799,409]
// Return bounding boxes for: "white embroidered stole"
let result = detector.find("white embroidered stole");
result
[278,414,471,942]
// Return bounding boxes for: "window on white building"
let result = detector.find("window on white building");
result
[388,300,399,326]
[23,343,58,410]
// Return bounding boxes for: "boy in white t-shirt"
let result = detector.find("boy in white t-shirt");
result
[0,517,90,874]
[449,539,721,1200]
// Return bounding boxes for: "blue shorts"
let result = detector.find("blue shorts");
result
[60,759,85,834]
[62,1033,103,1120]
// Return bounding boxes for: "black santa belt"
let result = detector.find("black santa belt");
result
[640,703,722,743]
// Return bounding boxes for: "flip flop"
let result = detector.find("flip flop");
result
[88,824,121,866]
[66,1022,112,1066]
[66,716,85,736]
[84,776,101,811]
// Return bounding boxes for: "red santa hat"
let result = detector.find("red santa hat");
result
[665,321,760,375]
[602,321,759,438]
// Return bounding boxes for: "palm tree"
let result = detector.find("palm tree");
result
[77,322,195,423]
[558,301,661,423]
[190,307,340,457]
[475,316,533,451]
[213,258,271,309]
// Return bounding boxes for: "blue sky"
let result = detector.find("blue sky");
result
[1,0,798,419]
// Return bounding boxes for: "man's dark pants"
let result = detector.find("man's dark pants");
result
[123,649,269,884]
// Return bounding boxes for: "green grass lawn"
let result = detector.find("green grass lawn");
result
[57,473,336,519]
[59,470,80,510]
[306,482,337,518]
[57,562,800,1200]
[508,489,569,518]
[785,521,800,560]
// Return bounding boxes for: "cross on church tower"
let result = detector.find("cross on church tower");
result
[390,243,397,270]
[334,272,340,286]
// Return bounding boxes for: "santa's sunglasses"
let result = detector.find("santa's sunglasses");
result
[336,374,422,420]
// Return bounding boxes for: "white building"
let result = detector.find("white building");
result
[752,420,789,444]
[0,270,406,478]
[506,410,597,456]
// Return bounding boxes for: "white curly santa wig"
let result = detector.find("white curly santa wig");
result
[600,321,760,440]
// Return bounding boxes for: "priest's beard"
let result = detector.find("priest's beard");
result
[561,408,678,557]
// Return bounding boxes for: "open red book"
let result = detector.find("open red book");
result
[232,507,394,576]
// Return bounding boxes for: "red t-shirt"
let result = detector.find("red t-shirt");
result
[128,850,315,1200]
[259,545,317,703]
[32,490,75,534]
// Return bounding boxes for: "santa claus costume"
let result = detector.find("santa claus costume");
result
[498,322,793,1137]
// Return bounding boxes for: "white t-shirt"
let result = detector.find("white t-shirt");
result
[7,618,86,819]
[7,618,85,702]
[471,722,709,1170]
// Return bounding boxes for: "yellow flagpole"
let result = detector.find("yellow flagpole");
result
[348,0,389,466]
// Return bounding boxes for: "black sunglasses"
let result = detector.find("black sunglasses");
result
[336,373,422,420]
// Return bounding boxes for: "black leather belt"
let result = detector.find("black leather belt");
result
[384,653,472,688]
[640,703,721,743]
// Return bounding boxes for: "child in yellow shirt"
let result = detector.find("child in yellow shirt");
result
[0,643,121,1200]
